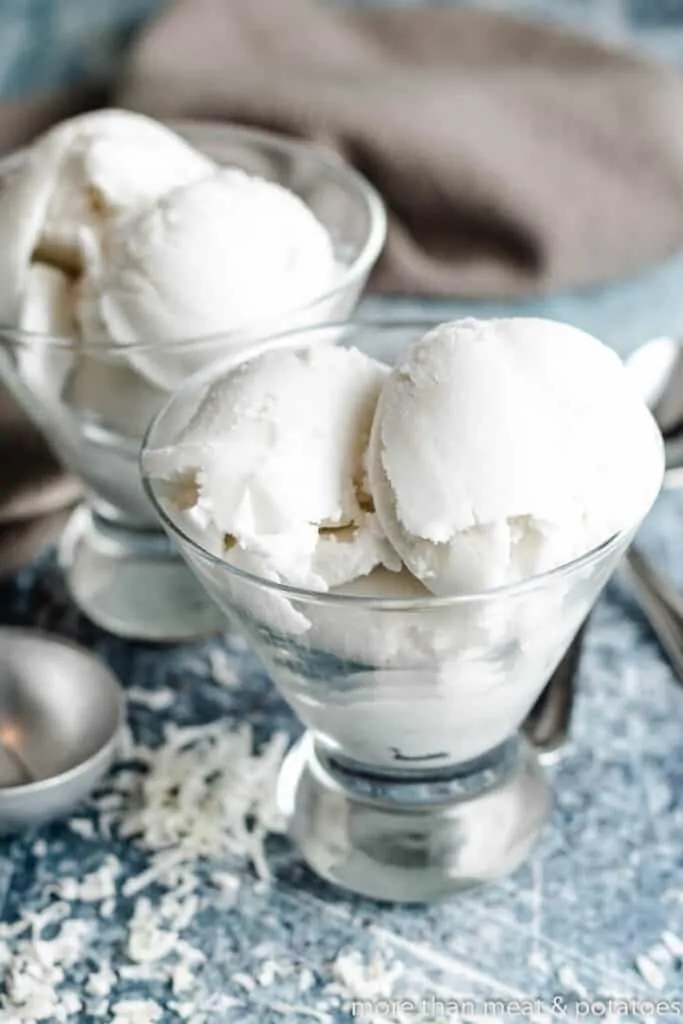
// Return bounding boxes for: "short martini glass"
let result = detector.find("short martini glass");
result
[141,320,661,901]
[0,124,385,640]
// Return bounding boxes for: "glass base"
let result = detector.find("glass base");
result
[277,732,551,903]
[58,505,225,642]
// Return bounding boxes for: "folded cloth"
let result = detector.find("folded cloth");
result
[119,0,683,299]
[0,507,73,576]
[0,85,101,156]
[0,387,80,573]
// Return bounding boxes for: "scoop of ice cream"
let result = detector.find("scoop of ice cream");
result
[0,109,215,324]
[213,555,585,768]
[145,344,399,589]
[367,317,664,595]
[77,168,337,389]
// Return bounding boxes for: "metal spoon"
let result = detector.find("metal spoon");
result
[525,335,683,751]
[625,335,683,479]
[524,621,588,761]
[620,546,683,682]
[621,336,683,680]
[0,628,123,832]
[0,742,31,787]
[0,724,33,787]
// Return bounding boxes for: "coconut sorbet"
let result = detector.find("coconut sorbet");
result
[145,318,664,767]
[0,109,339,525]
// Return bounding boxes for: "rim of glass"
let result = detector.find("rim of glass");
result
[0,119,387,354]
[140,316,640,610]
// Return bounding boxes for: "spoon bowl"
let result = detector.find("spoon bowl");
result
[625,336,683,482]
[0,628,124,833]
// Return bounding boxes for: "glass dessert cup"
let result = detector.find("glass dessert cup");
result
[0,123,386,641]
[141,321,657,902]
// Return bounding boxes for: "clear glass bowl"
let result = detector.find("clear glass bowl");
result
[141,320,662,901]
[0,122,386,640]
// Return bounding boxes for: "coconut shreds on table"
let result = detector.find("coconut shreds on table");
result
[46,855,120,903]
[126,686,176,711]
[0,717,290,1021]
[0,710,518,1023]
[207,646,241,687]
[0,903,90,1023]
[661,929,683,957]
[68,817,97,839]
[328,949,405,1002]
[119,720,289,894]
[322,947,521,1024]
[111,998,164,1024]
[0,894,499,1024]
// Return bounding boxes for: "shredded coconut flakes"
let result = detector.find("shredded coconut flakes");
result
[661,930,683,957]
[119,720,289,891]
[126,686,175,711]
[634,953,667,990]
[0,912,92,1022]
[111,998,164,1024]
[0,717,289,1021]
[208,646,240,687]
[68,817,97,839]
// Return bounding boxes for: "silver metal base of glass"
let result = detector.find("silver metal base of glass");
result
[58,505,225,642]
[278,732,551,903]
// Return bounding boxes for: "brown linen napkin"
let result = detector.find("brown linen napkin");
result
[119,0,683,299]
[0,85,101,157]
[0,387,80,574]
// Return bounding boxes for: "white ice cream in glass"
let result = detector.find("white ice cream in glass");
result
[142,317,663,901]
[0,110,386,639]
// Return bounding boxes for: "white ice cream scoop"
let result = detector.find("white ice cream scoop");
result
[146,344,399,589]
[0,109,215,325]
[367,317,664,595]
[78,168,338,389]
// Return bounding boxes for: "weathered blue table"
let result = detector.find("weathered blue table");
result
[1,274,683,1022]
[3,1,683,1021]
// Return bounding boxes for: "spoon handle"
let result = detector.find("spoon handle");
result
[621,546,683,683]
[524,621,586,759]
